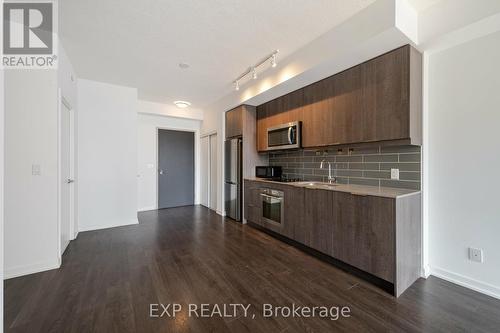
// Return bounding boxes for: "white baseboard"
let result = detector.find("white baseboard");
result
[216,210,226,216]
[78,218,139,232]
[430,266,500,300]
[422,265,431,278]
[138,206,156,212]
[5,258,61,280]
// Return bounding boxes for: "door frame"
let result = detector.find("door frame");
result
[57,90,76,262]
[155,127,198,209]
[200,131,217,210]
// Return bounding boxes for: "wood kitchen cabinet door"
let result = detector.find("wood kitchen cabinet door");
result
[361,46,409,143]
[301,79,332,148]
[282,185,303,239]
[243,180,262,225]
[302,64,363,147]
[303,188,335,255]
[225,106,243,139]
[332,66,363,144]
[256,104,268,152]
[334,192,395,282]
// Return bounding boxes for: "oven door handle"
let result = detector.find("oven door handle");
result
[260,193,283,202]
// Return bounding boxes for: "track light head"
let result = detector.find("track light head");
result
[252,67,257,80]
[271,54,277,68]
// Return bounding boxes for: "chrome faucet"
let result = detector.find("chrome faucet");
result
[320,159,336,184]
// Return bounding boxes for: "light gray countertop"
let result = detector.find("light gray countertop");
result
[244,177,420,199]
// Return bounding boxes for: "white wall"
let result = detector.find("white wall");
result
[139,100,203,120]
[0,68,5,333]
[427,30,500,298]
[137,113,201,211]
[4,69,60,278]
[77,79,138,231]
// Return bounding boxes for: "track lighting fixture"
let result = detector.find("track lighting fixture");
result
[233,50,278,90]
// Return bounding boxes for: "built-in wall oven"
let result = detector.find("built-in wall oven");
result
[267,121,301,151]
[260,188,284,225]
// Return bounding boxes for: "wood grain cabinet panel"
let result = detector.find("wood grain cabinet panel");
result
[256,103,268,152]
[361,46,409,143]
[243,180,262,225]
[303,189,335,254]
[334,192,395,282]
[301,79,333,147]
[225,106,243,139]
[333,66,364,144]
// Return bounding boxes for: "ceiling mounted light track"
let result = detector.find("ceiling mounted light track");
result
[233,50,279,90]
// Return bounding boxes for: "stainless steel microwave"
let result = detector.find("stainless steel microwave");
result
[267,121,301,151]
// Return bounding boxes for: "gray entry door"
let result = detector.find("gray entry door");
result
[158,129,195,209]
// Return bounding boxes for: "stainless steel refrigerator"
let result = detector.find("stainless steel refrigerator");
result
[224,138,242,221]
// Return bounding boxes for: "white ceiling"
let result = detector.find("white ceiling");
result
[60,0,378,108]
[406,0,442,12]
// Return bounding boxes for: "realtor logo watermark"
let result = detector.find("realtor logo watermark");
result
[2,0,58,69]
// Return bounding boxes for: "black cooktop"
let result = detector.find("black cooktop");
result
[279,178,301,183]
[273,177,301,183]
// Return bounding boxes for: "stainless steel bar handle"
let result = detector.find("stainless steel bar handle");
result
[260,193,281,199]
[288,127,292,144]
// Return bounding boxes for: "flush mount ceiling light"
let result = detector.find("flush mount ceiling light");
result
[174,100,191,108]
[233,50,278,90]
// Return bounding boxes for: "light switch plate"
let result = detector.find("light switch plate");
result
[469,247,484,263]
[391,168,399,180]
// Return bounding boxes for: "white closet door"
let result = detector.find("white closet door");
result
[200,136,209,207]
[209,134,218,210]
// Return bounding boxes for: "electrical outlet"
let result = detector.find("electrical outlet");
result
[469,247,484,263]
[32,164,41,176]
[391,168,399,180]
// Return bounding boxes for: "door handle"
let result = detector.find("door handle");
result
[159,169,164,175]
[66,179,74,184]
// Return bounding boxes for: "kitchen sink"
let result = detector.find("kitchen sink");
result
[295,181,340,188]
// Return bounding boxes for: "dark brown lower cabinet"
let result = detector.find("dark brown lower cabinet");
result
[303,189,334,255]
[243,181,262,225]
[244,180,421,297]
[333,192,395,283]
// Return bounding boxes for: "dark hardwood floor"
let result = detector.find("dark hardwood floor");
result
[5,206,500,332]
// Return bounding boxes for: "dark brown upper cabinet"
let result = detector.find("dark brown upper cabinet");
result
[256,45,422,151]
[225,106,243,139]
